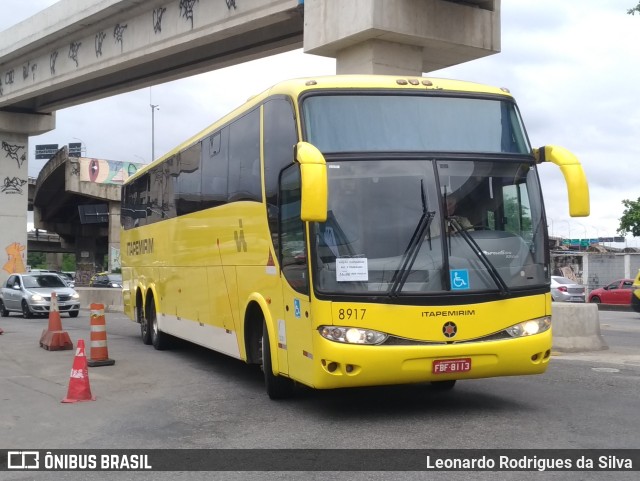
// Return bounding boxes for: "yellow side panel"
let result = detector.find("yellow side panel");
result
[207,267,235,331]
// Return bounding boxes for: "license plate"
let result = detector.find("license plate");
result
[433,358,471,374]
[571,297,583,302]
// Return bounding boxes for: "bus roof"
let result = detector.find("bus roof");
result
[125,75,514,184]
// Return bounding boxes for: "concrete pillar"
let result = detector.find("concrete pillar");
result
[624,254,631,279]
[75,235,99,287]
[108,201,121,272]
[0,111,55,286]
[45,252,64,271]
[304,0,500,75]
[336,39,423,75]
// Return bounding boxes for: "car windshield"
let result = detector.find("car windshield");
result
[22,275,67,288]
[108,275,122,283]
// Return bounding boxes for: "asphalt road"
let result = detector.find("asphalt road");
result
[0,308,639,481]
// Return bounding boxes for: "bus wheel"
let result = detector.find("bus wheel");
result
[138,302,151,345]
[431,380,456,391]
[262,322,294,399]
[149,300,169,350]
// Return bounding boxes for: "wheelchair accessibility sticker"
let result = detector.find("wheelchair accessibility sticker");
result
[450,269,470,290]
[294,298,301,318]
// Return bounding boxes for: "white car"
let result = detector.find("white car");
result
[0,273,80,318]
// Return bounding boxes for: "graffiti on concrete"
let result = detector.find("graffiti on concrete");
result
[69,41,82,67]
[1,177,27,195]
[50,50,59,75]
[5,69,15,85]
[225,0,237,10]
[153,7,167,34]
[114,24,128,52]
[180,0,199,28]
[1,141,26,169]
[3,242,26,275]
[95,31,107,57]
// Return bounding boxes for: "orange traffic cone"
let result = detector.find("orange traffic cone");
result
[62,339,96,403]
[88,303,115,367]
[40,292,73,351]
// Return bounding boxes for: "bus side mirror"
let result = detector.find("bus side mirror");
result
[533,145,590,217]
[295,142,328,222]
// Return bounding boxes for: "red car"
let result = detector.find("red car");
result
[588,279,635,305]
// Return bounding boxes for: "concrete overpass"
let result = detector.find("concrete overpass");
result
[1,0,500,285]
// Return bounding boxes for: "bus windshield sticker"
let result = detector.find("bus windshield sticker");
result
[336,257,369,282]
[450,269,470,290]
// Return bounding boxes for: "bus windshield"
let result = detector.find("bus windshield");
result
[302,94,530,154]
[311,159,546,297]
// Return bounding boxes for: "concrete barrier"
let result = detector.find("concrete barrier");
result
[75,287,123,313]
[552,302,608,352]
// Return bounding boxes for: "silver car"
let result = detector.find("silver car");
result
[0,273,80,318]
[550,276,586,303]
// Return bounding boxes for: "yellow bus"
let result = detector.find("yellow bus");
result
[121,75,589,399]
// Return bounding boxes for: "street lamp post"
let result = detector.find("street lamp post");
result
[151,103,159,161]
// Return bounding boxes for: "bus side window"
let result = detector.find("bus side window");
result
[264,97,298,253]
[202,129,229,209]
[279,165,308,295]
[175,142,203,216]
[228,108,262,202]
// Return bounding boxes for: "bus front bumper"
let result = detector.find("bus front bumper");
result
[307,329,552,390]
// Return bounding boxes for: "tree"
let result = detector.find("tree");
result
[618,198,640,237]
[629,2,640,15]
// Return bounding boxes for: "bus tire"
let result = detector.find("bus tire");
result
[431,380,456,391]
[262,321,294,399]
[138,301,151,345]
[149,300,169,350]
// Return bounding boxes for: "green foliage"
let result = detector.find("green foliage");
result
[61,253,76,271]
[629,2,640,15]
[618,198,640,236]
[26,251,46,269]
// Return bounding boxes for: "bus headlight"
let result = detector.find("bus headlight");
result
[319,326,388,345]
[505,317,551,338]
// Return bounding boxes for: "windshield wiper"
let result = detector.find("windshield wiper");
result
[389,180,435,297]
[448,218,510,296]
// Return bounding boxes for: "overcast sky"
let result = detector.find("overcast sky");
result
[1,0,639,245]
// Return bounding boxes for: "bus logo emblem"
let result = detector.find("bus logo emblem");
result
[443,322,457,338]
[234,219,247,252]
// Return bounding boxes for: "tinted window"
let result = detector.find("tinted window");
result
[264,97,297,207]
[280,165,308,295]
[175,143,203,216]
[264,97,298,251]
[228,109,262,202]
[202,129,229,208]
[121,176,149,229]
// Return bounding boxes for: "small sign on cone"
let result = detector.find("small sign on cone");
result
[62,339,96,403]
